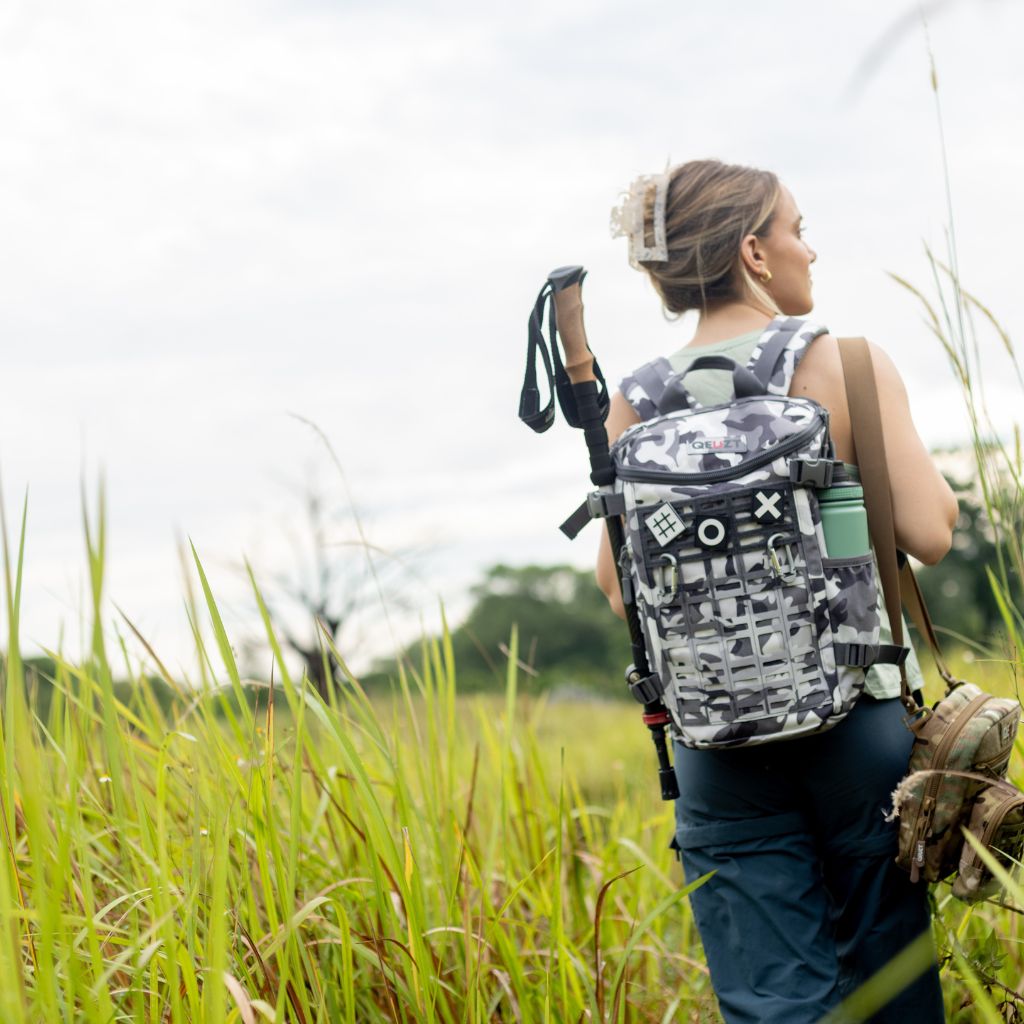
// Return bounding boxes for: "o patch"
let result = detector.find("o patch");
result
[695,514,730,550]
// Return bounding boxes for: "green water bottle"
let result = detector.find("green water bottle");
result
[818,465,870,557]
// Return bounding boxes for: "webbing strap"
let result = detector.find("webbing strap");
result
[900,559,961,691]
[560,501,591,540]
[837,337,916,713]
[834,642,908,668]
[518,269,609,433]
[660,354,766,413]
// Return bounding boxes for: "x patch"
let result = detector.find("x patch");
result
[752,488,785,523]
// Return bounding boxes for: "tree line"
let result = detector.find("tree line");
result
[368,478,1015,697]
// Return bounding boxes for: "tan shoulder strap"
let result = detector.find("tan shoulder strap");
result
[837,337,959,702]
[900,559,961,691]
[836,337,916,712]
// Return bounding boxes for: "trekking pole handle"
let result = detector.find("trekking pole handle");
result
[549,266,595,385]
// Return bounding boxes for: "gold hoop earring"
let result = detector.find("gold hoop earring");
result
[759,269,773,284]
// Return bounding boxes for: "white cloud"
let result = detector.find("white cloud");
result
[0,0,1019,672]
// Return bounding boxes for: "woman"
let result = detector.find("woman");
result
[597,160,958,1023]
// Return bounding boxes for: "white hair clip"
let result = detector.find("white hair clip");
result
[609,171,670,268]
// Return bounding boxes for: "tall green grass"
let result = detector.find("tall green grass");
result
[0,484,1019,1021]
[0,490,724,1022]
[873,35,1024,1022]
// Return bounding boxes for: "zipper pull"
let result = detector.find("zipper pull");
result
[910,839,927,884]
[909,799,934,884]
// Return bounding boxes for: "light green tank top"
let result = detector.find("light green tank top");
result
[666,330,921,702]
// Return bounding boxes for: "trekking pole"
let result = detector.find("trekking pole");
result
[521,266,679,801]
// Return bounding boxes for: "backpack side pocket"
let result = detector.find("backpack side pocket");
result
[820,553,880,712]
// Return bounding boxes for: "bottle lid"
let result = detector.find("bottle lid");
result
[819,483,864,501]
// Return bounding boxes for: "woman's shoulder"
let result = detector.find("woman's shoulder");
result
[795,332,907,390]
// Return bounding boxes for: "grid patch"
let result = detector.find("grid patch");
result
[645,503,685,546]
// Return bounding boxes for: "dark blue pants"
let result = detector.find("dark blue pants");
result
[673,696,945,1023]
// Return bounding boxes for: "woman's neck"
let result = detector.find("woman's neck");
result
[688,303,774,348]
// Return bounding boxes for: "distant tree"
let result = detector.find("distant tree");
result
[371,474,1009,699]
[916,476,1023,649]
[247,472,415,700]
[373,563,631,697]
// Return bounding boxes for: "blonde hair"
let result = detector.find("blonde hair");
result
[631,159,781,317]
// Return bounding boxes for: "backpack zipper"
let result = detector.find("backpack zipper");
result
[975,786,1024,862]
[971,711,1018,775]
[615,416,826,485]
[909,691,993,882]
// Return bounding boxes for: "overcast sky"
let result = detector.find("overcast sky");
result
[0,0,1020,678]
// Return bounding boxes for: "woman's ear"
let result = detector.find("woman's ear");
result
[739,232,767,279]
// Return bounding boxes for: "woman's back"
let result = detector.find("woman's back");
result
[595,157,955,1022]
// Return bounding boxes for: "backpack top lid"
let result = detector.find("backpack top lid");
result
[620,317,828,421]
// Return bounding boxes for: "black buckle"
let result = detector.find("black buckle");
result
[585,491,625,519]
[626,665,663,705]
[846,643,874,668]
[835,642,877,668]
[789,458,836,488]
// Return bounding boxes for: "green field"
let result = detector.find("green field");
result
[3,243,1021,1020]
[1,522,1022,1024]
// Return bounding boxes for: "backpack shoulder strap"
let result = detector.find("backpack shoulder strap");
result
[837,336,919,714]
[744,317,829,394]
[839,336,962,700]
[620,356,675,421]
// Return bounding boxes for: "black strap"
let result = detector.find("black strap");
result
[833,642,908,669]
[877,643,910,665]
[518,268,609,433]
[560,501,591,540]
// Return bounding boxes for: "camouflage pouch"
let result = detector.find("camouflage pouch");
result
[890,684,1020,884]
[952,779,1024,903]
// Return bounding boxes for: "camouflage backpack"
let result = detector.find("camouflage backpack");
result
[603,318,906,749]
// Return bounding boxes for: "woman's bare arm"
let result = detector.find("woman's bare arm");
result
[791,334,958,564]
